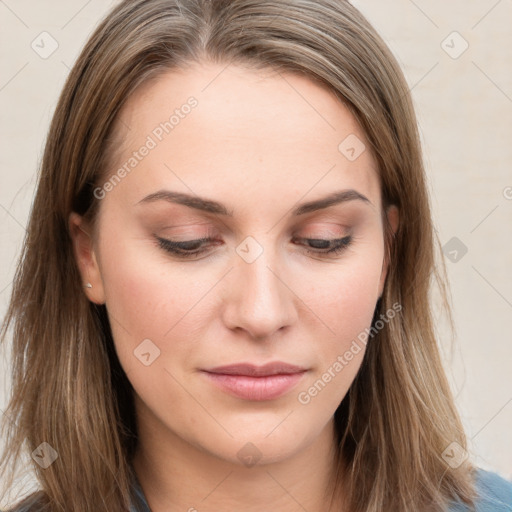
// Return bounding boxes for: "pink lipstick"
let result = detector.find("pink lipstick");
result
[201,362,307,401]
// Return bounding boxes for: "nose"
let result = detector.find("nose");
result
[221,239,298,340]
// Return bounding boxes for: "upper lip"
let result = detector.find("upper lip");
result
[203,362,307,377]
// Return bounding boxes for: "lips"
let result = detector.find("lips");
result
[203,361,307,377]
[201,362,308,401]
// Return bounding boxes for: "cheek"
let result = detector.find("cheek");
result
[294,251,384,411]
[95,221,207,377]
[100,253,202,344]
[308,245,384,344]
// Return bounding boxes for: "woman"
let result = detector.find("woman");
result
[1,1,511,511]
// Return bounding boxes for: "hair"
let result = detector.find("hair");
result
[1,1,478,511]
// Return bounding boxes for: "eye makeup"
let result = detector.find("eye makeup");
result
[155,234,353,260]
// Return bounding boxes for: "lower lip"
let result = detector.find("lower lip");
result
[201,371,307,401]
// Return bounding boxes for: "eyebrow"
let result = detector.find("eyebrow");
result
[137,189,372,216]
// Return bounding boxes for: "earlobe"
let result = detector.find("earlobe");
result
[68,212,106,304]
[378,205,399,297]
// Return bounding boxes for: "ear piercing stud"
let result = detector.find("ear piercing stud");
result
[85,283,93,289]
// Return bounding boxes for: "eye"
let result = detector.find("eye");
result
[293,235,353,256]
[156,236,216,258]
[156,235,353,259]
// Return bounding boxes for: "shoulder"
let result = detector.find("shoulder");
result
[472,469,512,510]
[450,468,512,511]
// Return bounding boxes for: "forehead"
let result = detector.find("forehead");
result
[104,61,381,213]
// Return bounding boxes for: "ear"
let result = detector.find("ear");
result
[68,212,106,304]
[378,204,399,298]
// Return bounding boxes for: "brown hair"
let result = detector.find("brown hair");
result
[1,1,477,510]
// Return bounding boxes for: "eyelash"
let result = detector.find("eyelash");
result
[156,235,353,259]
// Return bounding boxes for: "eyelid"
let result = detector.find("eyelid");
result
[155,233,354,260]
[157,225,219,239]
[155,220,351,243]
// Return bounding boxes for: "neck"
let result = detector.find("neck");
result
[132,398,346,512]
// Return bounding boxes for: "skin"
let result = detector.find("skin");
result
[70,61,399,512]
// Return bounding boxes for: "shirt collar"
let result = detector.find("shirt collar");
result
[129,469,151,512]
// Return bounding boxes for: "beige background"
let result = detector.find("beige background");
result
[1,0,511,492]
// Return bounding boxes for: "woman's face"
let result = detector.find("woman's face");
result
[71,62,397,466]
